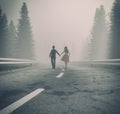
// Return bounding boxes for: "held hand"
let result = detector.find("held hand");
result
[58,53,61,56]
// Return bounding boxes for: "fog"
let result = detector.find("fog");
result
[0,0,114,62]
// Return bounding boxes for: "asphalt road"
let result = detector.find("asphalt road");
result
[0,63,120,114]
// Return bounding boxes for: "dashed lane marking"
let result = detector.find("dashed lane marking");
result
[0,88,44,114]
[56,72,64,78]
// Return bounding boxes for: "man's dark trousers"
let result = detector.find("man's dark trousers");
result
[51,57,56,69]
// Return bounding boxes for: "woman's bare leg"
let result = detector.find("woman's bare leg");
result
[65,62,67,70]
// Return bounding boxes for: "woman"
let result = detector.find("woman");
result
[61,46,70,69]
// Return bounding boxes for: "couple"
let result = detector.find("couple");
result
[49,45,70,69]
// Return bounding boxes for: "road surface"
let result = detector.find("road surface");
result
[0,63,120,114]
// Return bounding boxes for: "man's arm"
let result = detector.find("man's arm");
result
[56,50,60,56]
[49,50,51,58]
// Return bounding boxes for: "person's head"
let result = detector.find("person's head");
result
[52,45,55,49]
[64,46,68,52]
[64,46,67,50]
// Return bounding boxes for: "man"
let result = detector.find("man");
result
[49,45,60,69]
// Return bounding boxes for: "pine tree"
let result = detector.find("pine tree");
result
[8,21,17,58]
[0,8,3,57]
[0,8,9,58]
[89,5,108,60]
[17,2,34,60]
[89,8,100,60]
[110,0,120,59]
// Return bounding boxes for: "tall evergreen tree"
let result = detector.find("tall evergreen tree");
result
[110,0,120,59]
[0,8,3,57]
[8,20,17,58]
[17,2,34,60]
[89,8,99,60]
[0,8,9,58]
[89,5,108,60]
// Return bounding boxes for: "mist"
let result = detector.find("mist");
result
[0,0,114,62]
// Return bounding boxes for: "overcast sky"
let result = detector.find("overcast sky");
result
[0,0,114,62]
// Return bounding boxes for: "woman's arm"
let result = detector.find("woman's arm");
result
[61,51,64,55]
[69,52,70,56]
[68,50,70,56]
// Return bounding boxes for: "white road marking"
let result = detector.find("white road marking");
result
[0,62,32,64]
[0,58,33,62]
[56,72,64,78]
[0,88,44,114]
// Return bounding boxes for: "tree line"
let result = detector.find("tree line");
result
[0,2,34,60]
[89,0,120,60]
[1,1,120,61]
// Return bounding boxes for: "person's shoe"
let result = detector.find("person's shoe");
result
[52,67,55,69]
